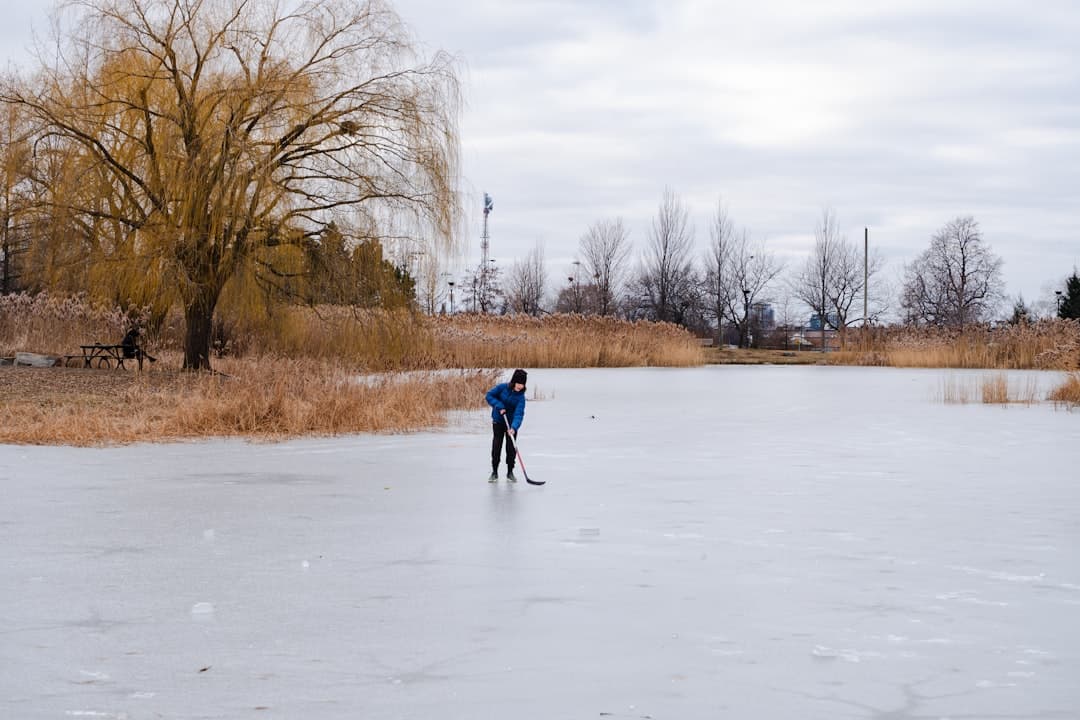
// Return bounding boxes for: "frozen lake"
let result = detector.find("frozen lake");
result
[2,366,1078,719]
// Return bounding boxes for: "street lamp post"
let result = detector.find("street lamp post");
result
[572,260,582,313]
[448,280,455,314]
[741,254,755,348]
[742,288,750,348]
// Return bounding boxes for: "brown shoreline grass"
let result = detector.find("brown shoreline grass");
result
[828,320,1080,371]
[830,321,1080,409]
[0,358,499,446]
[1,294,703,445]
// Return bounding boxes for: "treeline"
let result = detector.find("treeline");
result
[491,195,1080,349]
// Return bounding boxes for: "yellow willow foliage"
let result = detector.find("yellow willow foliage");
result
[4,0,462,369]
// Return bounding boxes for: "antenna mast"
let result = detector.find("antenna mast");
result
[480,193,494,311]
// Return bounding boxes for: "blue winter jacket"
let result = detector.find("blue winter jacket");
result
[486,382,526,431]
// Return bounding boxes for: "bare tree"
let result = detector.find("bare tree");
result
[504,242,547,315]
[578,217,632,316]
[825,236,887,346]
[702,197,736,344]
[633,188,696,323]
[3,0,461,369]
[792,209,887,349]
[411,249,441,314]
[727,232,783,347]
[769,289,803,349]
[554,260,584,314]
[465,264,501,314]
[792,208,842,351]
[901,216,1004,327]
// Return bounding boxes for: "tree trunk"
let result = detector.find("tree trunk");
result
[183,286,220,371]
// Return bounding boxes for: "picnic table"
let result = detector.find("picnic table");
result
[75,344,135,369]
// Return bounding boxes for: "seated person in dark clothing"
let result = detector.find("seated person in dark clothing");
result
[121,326,157,367]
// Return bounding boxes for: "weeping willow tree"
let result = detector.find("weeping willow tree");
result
[2,0,460,369]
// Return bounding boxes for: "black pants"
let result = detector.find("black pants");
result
[491,422,518,471]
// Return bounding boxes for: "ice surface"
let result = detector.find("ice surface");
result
[1,366,1078,719]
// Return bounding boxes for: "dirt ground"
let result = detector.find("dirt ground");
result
[704,347,827,365]
[0,365,193,405]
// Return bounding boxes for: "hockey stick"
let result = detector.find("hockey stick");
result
[503,413,544,486]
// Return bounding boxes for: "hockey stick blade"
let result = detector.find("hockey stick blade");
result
[503,414,544,487]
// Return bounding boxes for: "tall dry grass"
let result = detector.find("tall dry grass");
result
[230,308,704,369]
[939,372,1041,405]
[0,359,498,446]
[1048,373,1080,408]
[0,292,145,357]
[428,314,704,368]
[1,295,703,370]
[832,320,1080,370]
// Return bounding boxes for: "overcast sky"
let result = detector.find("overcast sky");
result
[3,0,1078,313]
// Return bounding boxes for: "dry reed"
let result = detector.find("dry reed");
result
[1048,373,1080,408]
[246,309,704,369]
[427,314,704,368]
[2,295,704,371]
[939,372,1041,406]
[832,320,1080,371]
[0,292,141,357]
[0,358,498,446]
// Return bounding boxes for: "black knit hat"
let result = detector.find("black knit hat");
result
[510,368,528,387]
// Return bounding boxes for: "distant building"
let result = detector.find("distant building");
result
[808,312,839,331]
[792,327,840,350]
[750,302,775,330]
